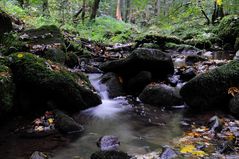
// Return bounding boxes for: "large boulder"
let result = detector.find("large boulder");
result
[126,71,152,95]
[180,60,239,111]
[139,83,183,107]
[217,15,239,49]
[101,73,125,98]
[100,48,174,80]
[0,64,15,119]
[8,53,101,113]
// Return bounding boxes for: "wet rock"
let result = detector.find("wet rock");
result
[185,55,207,66]
[139,83,183,107]
[180,67,196,81]
[90,151,130,159]
[208,116,223,133]
[30,151,48,159]
[8,53,101,113]
[0,12,13,36]
[160,147,178,159]
[100,48,174,80]
[229,94,239,114]
[126,71,152,95]
[65,52,79,68]
[54,110,84,134]
[97,135,120,151]
[101,72,125,98]
[180,60,239,111]
[233,50,239,60]
[82,65,102,73]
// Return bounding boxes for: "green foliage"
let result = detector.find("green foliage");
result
[75,16,139,44]
[0,32,25,55]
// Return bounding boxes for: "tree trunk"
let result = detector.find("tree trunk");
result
[82,0,86,24]
[125,0,130,22]
[42,0,50,16]
[90,0,100,21]
[212,0,224,24]
[116,0,122,20]
[156,0,161,16]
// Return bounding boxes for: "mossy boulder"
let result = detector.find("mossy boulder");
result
[20,25,66,55]
[0,64,15,118]
[180,60,239,111]
[65,52,79,68]
[100,48,174,80]
[185,38,212,49]
[44,48,66,64]
[8,53,101,113]
[139,83,183,107]
[217,15,239,48]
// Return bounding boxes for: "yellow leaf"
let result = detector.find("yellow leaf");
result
[228,87,239,96]
[216,0,223,6]
[180,145,207,157]
[180,145,195,153]
[17,53,24,58]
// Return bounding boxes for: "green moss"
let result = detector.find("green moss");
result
[8,53,101,113]
[0,32,25,55]
[185,38,212,49]
[181,60,239,111]
[165,42,200,51]
[217,15,239,45]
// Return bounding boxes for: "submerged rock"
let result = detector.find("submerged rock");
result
[30,151,48,159]
[100,48,174,80]
[139,83,183,107]
[97,135,120,151]
[160,147,178,159]
[8,53,101,113]
[185,55,207,66]
[54,110,84,134]
[180,60,239,111]
[90,151,130,159]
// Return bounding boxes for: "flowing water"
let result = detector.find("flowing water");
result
[52,74,183,159]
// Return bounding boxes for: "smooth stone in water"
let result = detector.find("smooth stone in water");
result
[30,151,48,159]
[97,135,120,151]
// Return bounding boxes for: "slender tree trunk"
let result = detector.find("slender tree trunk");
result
[17,0,24,8]
[212,0,224,24]
[90,0,100,21]
[42,0,50,16]
[82,0,86,24]
[125,0,130,22]
[116,0,122,20]
[156,0,161,15]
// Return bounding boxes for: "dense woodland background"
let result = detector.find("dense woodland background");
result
[1,0,239,44]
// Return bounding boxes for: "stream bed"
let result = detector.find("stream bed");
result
[52,74,184,159]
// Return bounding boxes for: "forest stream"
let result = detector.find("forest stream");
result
[52,74,183,159]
